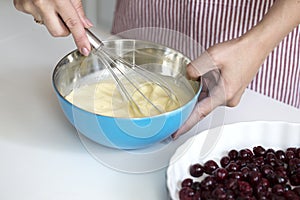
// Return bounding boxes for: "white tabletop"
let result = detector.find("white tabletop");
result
[1,2,300,200]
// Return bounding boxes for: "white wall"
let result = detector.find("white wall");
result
[82,0,116,33]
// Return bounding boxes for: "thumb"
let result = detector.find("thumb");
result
[172,95,217,139]
[172,78,225,139]
[72,0,93,28]
[187,51,217,80]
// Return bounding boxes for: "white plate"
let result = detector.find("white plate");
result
[167,121,300,200]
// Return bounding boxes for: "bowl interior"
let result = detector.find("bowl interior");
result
[53,39,201,116]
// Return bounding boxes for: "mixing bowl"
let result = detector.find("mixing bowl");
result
[52,39,202,149]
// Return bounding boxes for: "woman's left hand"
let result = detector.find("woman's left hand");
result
[172,36,265,139]
[172,0,300,139]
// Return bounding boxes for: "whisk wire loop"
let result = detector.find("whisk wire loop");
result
[86,29,180,117]
[97,50,165,114]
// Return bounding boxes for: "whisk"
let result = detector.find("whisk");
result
[85,29,179,117]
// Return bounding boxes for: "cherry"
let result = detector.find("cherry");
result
[178,146,300,200]
[261,178,270,188]
[248,171,262,185]
[287,147,297,153]
[238,180,253,196]
[225,178,238,190]
[228,171,243,181]
[200,176,216,191]
[275,150,287,162]
[211,187,226,199]
[181,178,193,188]
[272,184,284,195]
[253,146,266,157]
[203,160,219,175]
[283,184,292,192]
[179,187,194,200]
[252,156,264,167]
[228,149,238,160]
[296,148,300,158]
[264,152,277,164]
[261,164,274,176]
[293,187,300,196]
[288,158,300,174]
[225,161,239,172]
[191,181,201,192]
[290,174,300,186]
[220,156,230,168]
[284,190,300,200]
[286,150,296,161]
[275,172,288,185]
[246,162,260,172]
[213,168,228,182]
[265,148,276,154]
[240,166,251,180]
[239,148,253,161]
[189,163,204,178]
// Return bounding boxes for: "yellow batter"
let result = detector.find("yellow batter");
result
[65,78,194,118]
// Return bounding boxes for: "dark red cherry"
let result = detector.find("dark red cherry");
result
[189,163,204,178]
[213,168,228,182]
[253,146,266,157]
[272,184,284,195]
[203,160,219,175]
[220,156,230,168]
[181,178,193,188]
[228,149,239,160]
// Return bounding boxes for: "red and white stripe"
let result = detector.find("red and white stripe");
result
[112,0,300,108]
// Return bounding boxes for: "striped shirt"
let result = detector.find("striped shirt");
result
[111,0,300,108]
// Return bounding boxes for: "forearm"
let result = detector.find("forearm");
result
[242,0,300,63]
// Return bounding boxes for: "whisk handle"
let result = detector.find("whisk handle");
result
[86,29,104,50]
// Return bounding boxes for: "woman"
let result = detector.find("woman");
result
[14,0,300,138]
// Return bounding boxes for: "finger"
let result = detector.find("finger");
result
[27,1,70,36]
[14,0,43,22]
[42,11,70,37]
[198,77,210,101]
[198,88,209,101]
[187,51,217,80]
[172,78,226,139]
[202,69,221,92]
[71,0,93,27]
[14,0,34,13]
[172,95,217,139]
[56,1,91,56]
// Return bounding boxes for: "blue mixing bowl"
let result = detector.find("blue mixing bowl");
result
[52,40,202,149]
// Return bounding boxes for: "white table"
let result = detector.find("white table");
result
[1,2,299,200]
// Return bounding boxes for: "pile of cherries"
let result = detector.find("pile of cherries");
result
[179,146,300,200]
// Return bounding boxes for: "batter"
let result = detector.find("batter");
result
[65,77,195,118]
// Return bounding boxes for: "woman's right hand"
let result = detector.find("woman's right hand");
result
[14,0,93,56]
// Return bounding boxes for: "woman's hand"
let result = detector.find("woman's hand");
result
[172,36,264,139]
[14,0,93,56]
[172,0,300,139]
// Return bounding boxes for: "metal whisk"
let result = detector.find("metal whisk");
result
[85,29,179,117]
